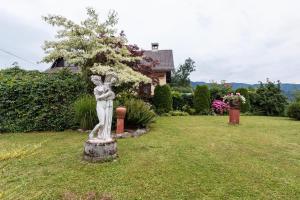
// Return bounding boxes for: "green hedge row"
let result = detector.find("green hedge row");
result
[0,67,87,132]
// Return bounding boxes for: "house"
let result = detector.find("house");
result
[143,43,175,94]
[46,43,175,95]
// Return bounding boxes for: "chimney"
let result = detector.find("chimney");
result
[151,43,159,51]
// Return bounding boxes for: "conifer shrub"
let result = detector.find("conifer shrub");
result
[193,85,211,114]
[235,88,250,113]
[153,85,173,114]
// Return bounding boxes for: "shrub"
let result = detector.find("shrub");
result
[236,88,250,112]
[168,110,189,116]
[172,91,185,110]
[153,85,173,114]
[193,85,211,114]
[250,81,287,116]
[211,100,229,115]
[124,98,156,128]
[182,105,196,115]
[287,102,300,120]
[74,95,97,130]
[209,81,233,101]
[0,67,87,132]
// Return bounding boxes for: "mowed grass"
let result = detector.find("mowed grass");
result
[0,116,299,199]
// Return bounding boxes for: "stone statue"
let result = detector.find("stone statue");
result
[83,73,118,162]
[89,74,117,142]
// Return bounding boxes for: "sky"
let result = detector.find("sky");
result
[1,0,300,83]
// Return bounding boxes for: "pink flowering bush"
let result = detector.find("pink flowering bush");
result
[212,100,229,115]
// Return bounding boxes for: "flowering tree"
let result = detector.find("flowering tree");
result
[126,44,160,85]
[42,8,151,87]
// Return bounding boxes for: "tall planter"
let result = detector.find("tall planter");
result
[116,106,126,134]
[229,101,240,125]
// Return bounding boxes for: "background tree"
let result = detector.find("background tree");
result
[42,8,151,92]
[171,58,196,87]
[292,90,300,102]
[209,80,233,102]
[250,80,287,116]
[193,85,211,114]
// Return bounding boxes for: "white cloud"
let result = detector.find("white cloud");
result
[0,0,300,83]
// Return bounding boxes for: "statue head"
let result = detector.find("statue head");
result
[91,75,103,86]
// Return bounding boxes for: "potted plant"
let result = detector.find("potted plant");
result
[223,93,246,124]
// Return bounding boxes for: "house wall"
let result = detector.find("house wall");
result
[151,72,167,95]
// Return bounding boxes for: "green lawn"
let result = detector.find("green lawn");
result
[0,116,300,199]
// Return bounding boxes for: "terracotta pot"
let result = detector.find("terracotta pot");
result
[116,106,126,134]
[116,106,126,119]
[229,107,240,125]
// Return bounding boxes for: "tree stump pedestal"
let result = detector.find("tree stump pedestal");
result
[83,139,117,162]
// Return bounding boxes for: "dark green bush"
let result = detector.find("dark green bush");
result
[287,102,300,120]
[124,98,156,128]
[236,88,250,113]
[153,85,173,114]
[171,89,194,111]
[182,105,196,115]
[0,67,87,132]
[209,82,233,101]
[193,85,211,114]
[172,91,185,110]
[74,95,97,130]
[250,81,287,116]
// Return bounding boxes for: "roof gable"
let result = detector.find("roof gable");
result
[143,50,174,71]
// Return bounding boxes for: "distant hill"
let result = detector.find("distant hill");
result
[191,81,300,99]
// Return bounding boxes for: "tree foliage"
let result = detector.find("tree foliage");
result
[42,8,151,87]
[292,90,300,102]
[209,80,233,101]
[193,85,211,114]
[171,58,196,87]
[250,81,287,116]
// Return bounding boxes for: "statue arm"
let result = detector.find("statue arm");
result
[96,91,114,101]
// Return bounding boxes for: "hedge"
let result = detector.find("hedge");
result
[0,67,87,132]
